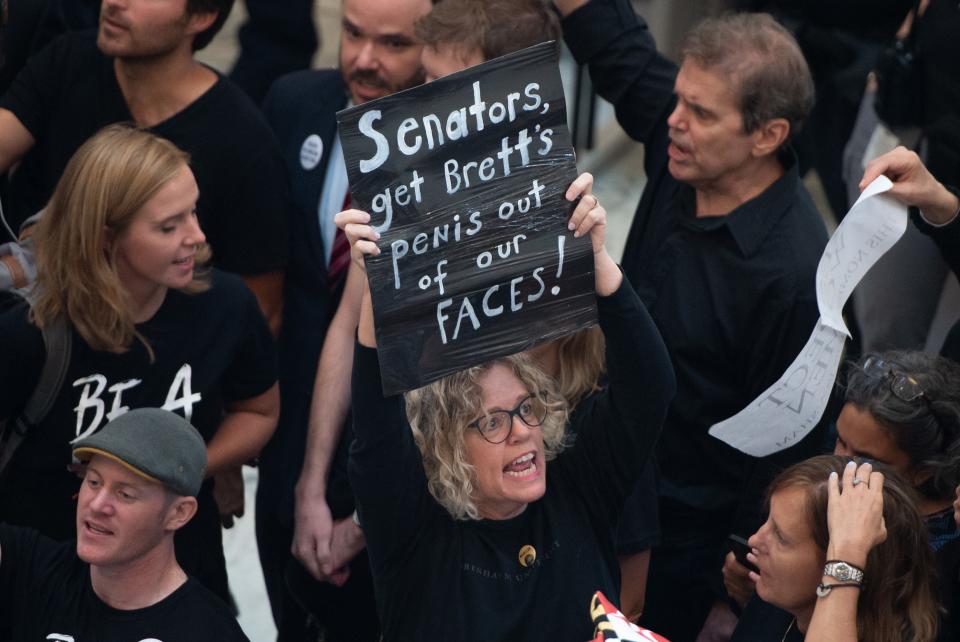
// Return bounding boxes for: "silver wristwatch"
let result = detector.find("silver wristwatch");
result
[822,561,863,584]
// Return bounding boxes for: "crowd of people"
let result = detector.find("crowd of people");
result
[0,0,958,641]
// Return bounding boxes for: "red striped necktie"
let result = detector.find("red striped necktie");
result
[327,191,352,292]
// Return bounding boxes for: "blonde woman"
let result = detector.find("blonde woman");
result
[0,124,279,601]
[336,177,675,640]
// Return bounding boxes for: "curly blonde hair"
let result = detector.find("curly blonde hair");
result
[404,353,569,520]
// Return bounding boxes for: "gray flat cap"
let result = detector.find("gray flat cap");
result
[73,408,206,497]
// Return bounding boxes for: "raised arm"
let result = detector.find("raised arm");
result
[860,147,960,280]
[555,0,677,146]
[340,208,434,574]
[561,174,676,511]
[805,461,886,642]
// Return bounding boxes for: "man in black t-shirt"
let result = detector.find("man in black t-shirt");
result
[0,0,288,333]
[0,408,248,641]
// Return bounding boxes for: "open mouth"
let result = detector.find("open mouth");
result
[504,452,538,478]
[84,521,114,536]
[173,255,194,266]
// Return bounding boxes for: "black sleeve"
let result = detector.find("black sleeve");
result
[220,277,278,401]
[0,524,73,619]
[561,0,677,146]
[209,144,291,275]
[0,301,45,420]
[616,462,661,554]
[348,344,437,575]
[561,276,676,519]
[912,186,960,281]
[0,31,70,139]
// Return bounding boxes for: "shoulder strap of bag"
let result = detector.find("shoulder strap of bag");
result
[0,297,72,475]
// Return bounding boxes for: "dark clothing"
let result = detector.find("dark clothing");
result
[258,68,373,640]
[569,387,661,554]
[916,0,960,189]
[0,270,277,601]
[230,0,318,104]
[0,31,289,275]
[729,596,801,642]
[928,507,960,642]
[563,2,829,636]
[350,279,675,642]
[0,525,249,641]
[914,187,960,364]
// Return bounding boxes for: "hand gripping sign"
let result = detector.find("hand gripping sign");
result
[709,177,909,457]
[337,43,596,394]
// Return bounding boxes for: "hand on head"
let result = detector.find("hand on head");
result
[826,460,887,566]
[860,147,960,224]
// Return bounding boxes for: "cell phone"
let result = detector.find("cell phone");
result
[727,534,759,574]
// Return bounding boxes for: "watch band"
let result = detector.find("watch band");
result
[823,560,864,584]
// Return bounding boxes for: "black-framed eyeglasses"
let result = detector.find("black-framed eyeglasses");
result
[468,395,547,444]
[862,357,926,403]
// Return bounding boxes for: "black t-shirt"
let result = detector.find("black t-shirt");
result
[349,280,675,641]
[0,270,276,597]
[0,524,249,641]
[0,30,289,275]
[729,596,802,642]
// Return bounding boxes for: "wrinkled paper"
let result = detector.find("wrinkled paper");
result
[709,176,908,456]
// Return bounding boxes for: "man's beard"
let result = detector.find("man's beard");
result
[345,65,426,101]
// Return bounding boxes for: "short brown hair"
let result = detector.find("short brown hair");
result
[681,13,814,141]
[187,0,234,51]
[415,0,559,62]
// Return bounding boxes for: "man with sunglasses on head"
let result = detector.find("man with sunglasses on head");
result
[0,408,248,641]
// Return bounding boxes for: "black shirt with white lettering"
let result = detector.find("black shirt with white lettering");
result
[0,270,276,599]
[0,524,249,641]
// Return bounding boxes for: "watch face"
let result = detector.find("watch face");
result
[835,564,851,580]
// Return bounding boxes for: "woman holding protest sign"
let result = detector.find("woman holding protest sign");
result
[0,124,279,602]
[338,172,675,641]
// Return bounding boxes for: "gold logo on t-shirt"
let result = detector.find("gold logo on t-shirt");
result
[518,544,536,567]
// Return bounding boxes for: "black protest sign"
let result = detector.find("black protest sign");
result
[337,42,597,394]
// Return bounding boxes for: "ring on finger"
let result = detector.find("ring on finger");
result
[851,477,865,486]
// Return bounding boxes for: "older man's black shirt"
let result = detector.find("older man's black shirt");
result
[564,0,829,540]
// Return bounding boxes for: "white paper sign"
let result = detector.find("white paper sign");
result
[816,176,908,335]
[709,177,908,457]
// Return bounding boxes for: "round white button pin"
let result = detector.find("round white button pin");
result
[300,134,323,170]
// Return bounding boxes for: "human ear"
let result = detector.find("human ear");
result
[186,10,218,38]
[751,118,790,158]
[164,496,198,531]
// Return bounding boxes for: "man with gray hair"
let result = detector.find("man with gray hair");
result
[0,408,248,641]
[554,1,829,637]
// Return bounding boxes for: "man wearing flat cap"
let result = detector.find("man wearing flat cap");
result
[0,408,249,641]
